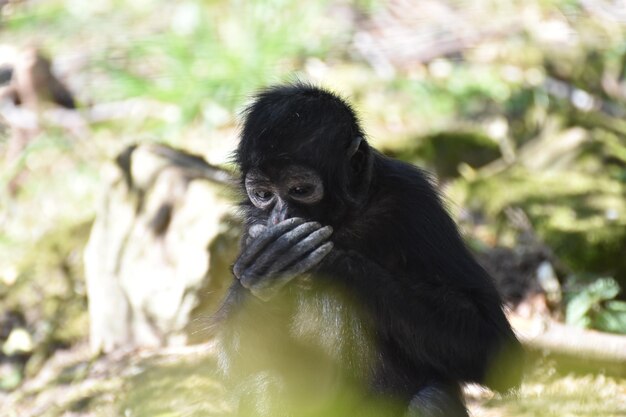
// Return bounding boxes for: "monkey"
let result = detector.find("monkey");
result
[212,83,524,417]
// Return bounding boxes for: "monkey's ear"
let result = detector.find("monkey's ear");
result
[346,136,362,158]
[347,136,370,177]
[346,136,373,200]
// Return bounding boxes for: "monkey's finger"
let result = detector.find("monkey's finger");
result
[249,221,322,273]
[238,268,262,290]
[245,224,267,245]
[249,224,267,238]
[282,242,334,277]
[266,226,333,276]
[250,242,334,301]
[235,217,305,275]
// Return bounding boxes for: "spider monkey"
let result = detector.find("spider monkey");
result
[213,83,523,417]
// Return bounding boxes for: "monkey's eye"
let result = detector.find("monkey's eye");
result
[289,185,313,197]
[253,190,273,201]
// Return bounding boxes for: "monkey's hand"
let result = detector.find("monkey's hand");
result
[233,218,334,301]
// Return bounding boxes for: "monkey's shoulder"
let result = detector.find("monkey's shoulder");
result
[367,158,445,226]
[376,158,441,199]
[350,158,468,268]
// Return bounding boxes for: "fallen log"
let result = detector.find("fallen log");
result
[510,314,626,376]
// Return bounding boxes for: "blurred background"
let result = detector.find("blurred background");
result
[0,0,625,416]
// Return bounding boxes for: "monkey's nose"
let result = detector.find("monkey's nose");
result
[269,202,289,225]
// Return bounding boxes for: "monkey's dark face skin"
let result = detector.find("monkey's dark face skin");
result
[244,165,325,226]
[214,83,524,417]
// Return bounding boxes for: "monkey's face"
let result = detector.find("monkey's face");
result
[244,165,326,226]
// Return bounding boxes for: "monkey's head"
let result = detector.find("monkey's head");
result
[236,83,373,227]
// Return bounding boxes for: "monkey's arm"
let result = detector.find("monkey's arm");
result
[233,218,333,301]
[319,248,522,391]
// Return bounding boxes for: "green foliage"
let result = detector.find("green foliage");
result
[93,0,336,122]
[401,131,501,179]
[451,158,626,294]
[566,277,626,334]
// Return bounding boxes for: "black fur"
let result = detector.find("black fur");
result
[215,82,523,417]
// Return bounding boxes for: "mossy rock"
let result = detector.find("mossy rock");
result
[388,131,501,179]
[1,220,92,383]
[8,220,92,346]
[452,168,626,289]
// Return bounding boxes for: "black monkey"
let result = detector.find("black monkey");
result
[214,83,523,417]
